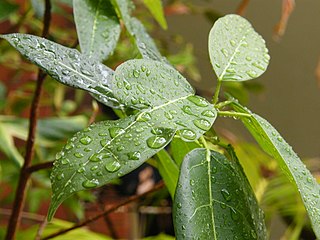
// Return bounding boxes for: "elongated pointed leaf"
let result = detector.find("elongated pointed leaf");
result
[112,0,166,62]
[73,0,121,61]
[209,14,270,81]
[48,115,175,220]
[156,150,178,198]
[113,59,217,141]
[231,100,320,238]
[173,148,266,239]
[0,34,121,108]
[142,0,167,29]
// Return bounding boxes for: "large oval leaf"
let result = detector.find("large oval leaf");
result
[231,100,320,238]
[209,14,270,81]
[0,34,121,108]
[73,0,121,62]
[173,148,266,239]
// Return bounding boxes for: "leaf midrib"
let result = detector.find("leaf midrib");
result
[88,0,102,58]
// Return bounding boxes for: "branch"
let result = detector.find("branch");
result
[41,182,165,240]
[26,161,53,173]
[5,1,52,239]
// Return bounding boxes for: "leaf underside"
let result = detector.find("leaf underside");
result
[173,148,266,239]
[73,0,121,62]
[0,34,121,108]
[231,100,320,238]
[209,14,270,81]
[48,60,217,220]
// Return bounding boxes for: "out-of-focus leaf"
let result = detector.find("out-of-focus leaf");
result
[0,34,122,108]
[173,148,267,239]
[231,99,320,238]
[0,82,6,110]
[209,14,270,81]
[142,0,167,29]
[142,233,175,240]
[156,149,178,198]
[73,0,121,62]
[170,136,200,167]
[0,122,23,167]
[31,0,45,19]
[0,0,18,22]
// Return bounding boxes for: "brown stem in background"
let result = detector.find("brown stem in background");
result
[5,1,52,239]
[26,161,54,173]
[41,182,165,240]
[236,0,250,16]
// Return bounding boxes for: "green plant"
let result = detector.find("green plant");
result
[1,0,319,239]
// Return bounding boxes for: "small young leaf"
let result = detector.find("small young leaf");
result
[0,34,121,108]
[73,0,121,62]
[48,115,175,220]
[209,14,270,81]
[173,148,266,239]
[170,137,201,167]
[156,150,178,198]
[142,0,168,29]
[231,100,320,238]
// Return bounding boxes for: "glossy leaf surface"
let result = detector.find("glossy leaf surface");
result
[231,100,320,238]
[142,0,167,29]
[73,0,121,61]
[209,14,270,81]
[170,136,200,167]
[173,148,266,239]
[0,34,121,108]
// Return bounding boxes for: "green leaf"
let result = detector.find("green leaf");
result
[155,150,178,198]
[170,136,201,167]
[142,0,167,29]
[112,59,217,140]
[73,0,121,62]
[0,34,121,108]
[48,115,175,220]
[173,148,266,239]
[209,14,270,81]
[0,122,23,167]
[231,100,320,238]
[0,0,18,22]
[112,0,166,62]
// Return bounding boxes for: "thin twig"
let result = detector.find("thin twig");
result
[5,1,52,239]
[236,0,250,16]
[0,208,46,222]
[26,161,53,173]
[42,182,165,240]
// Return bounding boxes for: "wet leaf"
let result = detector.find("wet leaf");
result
[231,100,320,238]
[209,14,270,81]
[142,0,167,29]
[0,34,121,108]
[156,150,178,198]
[173,148,266,239]
[73,0,121,61]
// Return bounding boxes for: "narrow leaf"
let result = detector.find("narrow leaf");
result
[113,59,217,141]
[173,148,266,239]
[48,115,175,220]
[142,0,167,29]
[0,34,121,108]
[209,14,270,81]
[73,0,121,61]
[231,100,320,238]
[156,150,178,198]
[0,0,18,22]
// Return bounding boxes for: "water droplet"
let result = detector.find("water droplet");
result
[215,63,221,68]
[151,127,164,135]
[77,167,85,173]
[109,127,125,138]
[221,48,228,57]
[187,95,209,107]
[246,56,252,61]
[246,70,257,78]
[105,160,121,172]
[137,113,151,122]
[137,84,146,93]
[128,151,141,160]
[147,136,168,149]
[56,151,64,160]
[251,230,257,239]
[226,68,236,73]
[230,40,236,47]
[177,203,182,209]
[202,110,215,118]
[74,152,84,158]
[252,62,265,71]
[80,67,94,77]
[133,69,140,78]
[80,136,92,145]
[65,142,74,150]
[90,165,99,171]
[190,179,195,186]
[241,40,248,47]
[180,129,196,140]
[230,208,240,221]
[164,111,174,120]
[89,152,111,162]
[221,189,232,201]
[182,105,194,115]
[61,158,70,165]
[141,65,147,72]
[193,118,211,131]
[82,179,99,188]
[264,53,270,60]
[146,69,151,76]
[117,145,125,151]
[56,173,64,181]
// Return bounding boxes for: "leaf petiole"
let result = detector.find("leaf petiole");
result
[215,100,233,109]
[212,79,222,105]
[218,111,252,118]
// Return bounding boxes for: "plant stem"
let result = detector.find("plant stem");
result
[5,2,51,239]
[41,181,165,240]
[212,79,222,105]
[215,100,233,109]
[26,161,53,174]
[218,111,252,118]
